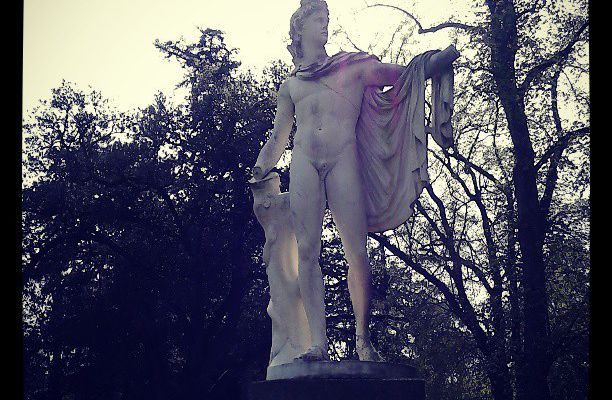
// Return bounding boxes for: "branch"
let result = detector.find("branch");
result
[520,20,589,93]
[368,232,462,316]
[432,151,502,294]
[334,23,363,52]
[23,227,86,280]
[537,65,589,219]
[89,230,142,268]
[418,187,495,345]
[414,199,455,258]
[535,127,590,170]
[538,67,565,219]
[414,198,491,296]
[345,35,365,53]
[366,3,478,34]
[423,186,457,251]
[491,100,512,183]
[547,296,589,366]
[444,148,501,186]
[375,224,493,354]
[516,0,546,20]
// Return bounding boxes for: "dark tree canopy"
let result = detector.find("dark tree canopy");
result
[23,29,291,400]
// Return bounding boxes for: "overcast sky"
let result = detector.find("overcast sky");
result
[23,0,465,113]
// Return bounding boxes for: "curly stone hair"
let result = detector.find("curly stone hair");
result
[287,0,329,66]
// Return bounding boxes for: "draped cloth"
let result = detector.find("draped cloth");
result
[292,51,454,233]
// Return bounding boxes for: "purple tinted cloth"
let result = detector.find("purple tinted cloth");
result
[293,51,454,232]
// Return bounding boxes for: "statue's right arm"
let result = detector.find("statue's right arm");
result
[253,80,295,180]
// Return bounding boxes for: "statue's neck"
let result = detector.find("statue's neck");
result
[300,44,329,68]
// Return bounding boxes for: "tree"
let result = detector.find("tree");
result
[352,1,589,399]
[22,29,289,400]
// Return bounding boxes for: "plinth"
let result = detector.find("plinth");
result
[246,360,425,400]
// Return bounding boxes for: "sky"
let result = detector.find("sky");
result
[23,0,463,113]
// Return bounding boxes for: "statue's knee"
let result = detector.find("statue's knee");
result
[297,242,319,267]
[346,248,369,268]
[298,253,318,267]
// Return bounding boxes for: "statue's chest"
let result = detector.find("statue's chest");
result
[290,71,361,106]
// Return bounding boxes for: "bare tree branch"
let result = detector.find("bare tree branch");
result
[537,66,589,220]
[520,20,589,94]
[418,187,494,339]
[444,148,501,185]
[535,127,590,170]
[368,232,462,314]
[430,151,502,298]
[334,23,365,52]
[516,0,547,20]
[366,3,479,34]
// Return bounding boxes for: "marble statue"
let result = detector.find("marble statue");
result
[250,0,459,364]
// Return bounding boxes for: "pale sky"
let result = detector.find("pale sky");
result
[23,0,462,113]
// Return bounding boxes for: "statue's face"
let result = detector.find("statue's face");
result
[301,9,329,46]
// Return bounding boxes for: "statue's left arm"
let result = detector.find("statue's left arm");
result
[361,45,460,86]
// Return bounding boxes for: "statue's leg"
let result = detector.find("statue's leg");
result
[324,144,370,335]
[289,151,328,359]
[325,144,384,362]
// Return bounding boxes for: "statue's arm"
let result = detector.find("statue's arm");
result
[361,59,405,87]
[424,45,460,78]
[253,80,295,180]
[361,45,460,86]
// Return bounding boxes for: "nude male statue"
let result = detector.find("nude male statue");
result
[252,0,459,362]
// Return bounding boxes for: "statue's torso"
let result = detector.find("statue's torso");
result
[288,63,365,161]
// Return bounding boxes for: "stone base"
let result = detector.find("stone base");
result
[247,361,425,400]
[247,378,425,400]
[267,360,417,380]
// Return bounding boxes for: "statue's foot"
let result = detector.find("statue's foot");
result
[356,334,385,362]
[295,345,330,362]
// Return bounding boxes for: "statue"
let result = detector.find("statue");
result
[250,0,459,364]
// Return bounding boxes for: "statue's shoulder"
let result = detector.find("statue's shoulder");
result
[331,51,379,63]
[291,51,380,80]
[280,76,301,98]
[327,52,381,77]
[279,77,293,91]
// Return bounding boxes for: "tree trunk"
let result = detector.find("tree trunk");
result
[486,1,551,399]
[487,360,514,400]
[505,190,526,400]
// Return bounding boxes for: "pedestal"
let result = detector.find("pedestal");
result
[246,361,425,400]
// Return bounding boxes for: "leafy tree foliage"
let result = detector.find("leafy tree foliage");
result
[23,29,289,400]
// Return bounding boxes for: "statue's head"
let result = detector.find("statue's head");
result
[287,0,329,66]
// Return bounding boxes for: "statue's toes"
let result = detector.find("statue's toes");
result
[358,348,385,362]
[356,340,385,362]
[295,346,329,361]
